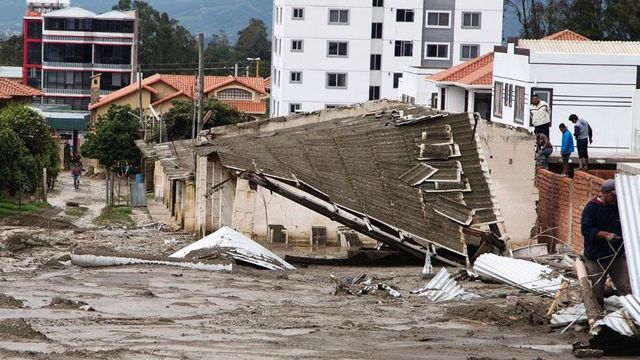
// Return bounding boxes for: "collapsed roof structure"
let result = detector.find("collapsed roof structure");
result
[207,104,506,263]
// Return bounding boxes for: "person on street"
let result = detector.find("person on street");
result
[530,94,551,138]
[559,123,574,176]
[536,133,553,169]
[581,179,631,307]
[569,114,593,171]
[71,163,82,189]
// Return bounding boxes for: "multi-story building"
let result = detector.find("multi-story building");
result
[23,0,137,111]
[270,0,503,116]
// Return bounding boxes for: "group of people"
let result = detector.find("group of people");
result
[532,94,593,176]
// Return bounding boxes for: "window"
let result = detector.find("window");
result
[514,86,525,124]
[425,43,449,60]
[292,8,304,20]
[426,11,450,27]
[530,87,553,125]
[372,0,383,7]
[291,40,303,52]
[329,9,349,24]
[396,9,414,22]
[27,22,42,39]
[27,43,42,65]
[290,71,302,83]
[394,41,413,56]
[325,104,339,109]
[493,81,503,118]
[508,84,513,107]
[371,22,383,39]
[328,41,348,57]
[393,73,403,89]
[370,54,381,70]
[440,88,446,110]
[369,86,380,100]
[327,73,347,88]
[290,103,301,114]
[462,12,481,28]
[430,92,438,109]
[461,44,479,60]
[217,88,253,100]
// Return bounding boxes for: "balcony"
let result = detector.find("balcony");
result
[43,88,90,96]
[43,61,93,69]
[43,34,134,44]
[93,63,132,71]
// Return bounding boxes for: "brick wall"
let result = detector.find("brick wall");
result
[535,169,613,253]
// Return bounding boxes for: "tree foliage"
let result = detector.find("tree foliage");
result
[0,35,23,66]
[81,105,141,170]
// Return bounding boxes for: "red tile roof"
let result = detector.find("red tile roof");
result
[222,100,267,114]
[0,78,43,99]
[543,30,590,41]
[428,52,494,87]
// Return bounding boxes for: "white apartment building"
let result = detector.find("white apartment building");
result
[270,0,503,116]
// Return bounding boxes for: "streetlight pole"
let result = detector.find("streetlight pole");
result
[246,57,261,77]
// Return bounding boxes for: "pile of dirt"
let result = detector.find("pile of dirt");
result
[0,213,75,229]
[0,294,23,309]
[0,319,48,342]
[446,300,549,327]
[40,254,72,270]
[46,297,88,310]
[2,233,50,252]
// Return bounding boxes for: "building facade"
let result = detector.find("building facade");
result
[23,1,137,111]
[270,0,503,116]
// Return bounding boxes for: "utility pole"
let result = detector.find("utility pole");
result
[197,32,205,136]
[234,63,239,77]
[138,65,144,140]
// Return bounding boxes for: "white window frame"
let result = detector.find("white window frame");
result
[326,72,348,89]
[493,81,503,118]
[425,11,451,28]
[327,41,349,57]
[328,9,350,25]
[424,42,450,60]
[462,12,481,29]
[460,44,480,60]
[290,71,302,83]
[291,39,303,52]
[292,7,304,20]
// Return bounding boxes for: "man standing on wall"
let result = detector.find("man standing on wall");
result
[530,94,551,138]
[581,179,631,307]
[569,114,593,171]
[559,123,574,176]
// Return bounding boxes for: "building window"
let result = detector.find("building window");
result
[440,88,446,110]
[426,11,450,28]
[425,43,449,60]
[369,86,380,100]
[327,73,347,88]
[325,104,339,109]
[27,22,42,39]
[371,22,383,39]
[370,54,381,70]
[396,9,415,22]
[514,86,525,124]
[394,41,413,57]
[329,9,349,24]
[27,43,42,65]
[290,103,301,114]
[493,81,503,118]
[372,0,384,7]
[508,84,513,107]
[430,92,438,109]
[462,12,481,28]
[290,71,302,83]
[328,41,348,57]
[291,39,303,52]
[217,88,253,100]
[393,73,403,89]
[460,44,479,60]
[292,8,304,20]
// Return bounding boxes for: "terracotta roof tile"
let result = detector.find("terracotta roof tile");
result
[542,30,590,41]
[0,78,43,98]
[427,53,494,87]
[222,100,266,114]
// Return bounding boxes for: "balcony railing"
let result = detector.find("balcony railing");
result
[43,61,93,69]
[93,63,132,71]
[43,35,134,44]
[43,88,90,95]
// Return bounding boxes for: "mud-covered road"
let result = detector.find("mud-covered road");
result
[0,174,619,359]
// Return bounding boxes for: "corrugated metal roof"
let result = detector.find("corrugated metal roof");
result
[619,295,640,326]
[593,309,636,337]
[473,253,566,297]
[411,268,478,302]
[616,174,640,294]
[94,10,135,20]
[519,40,640,55]
[43,7,97,18]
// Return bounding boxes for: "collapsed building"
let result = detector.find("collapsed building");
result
[138,102,508,263]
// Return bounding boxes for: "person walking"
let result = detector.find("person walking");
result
[581,179,631,307]
[71,163,82,189]
[559,123,574,176]
[536,133,553,169]
[569,114,593,171]
[530,94,551,138]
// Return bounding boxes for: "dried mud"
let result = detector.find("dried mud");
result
[0,319,48,342]
[0,294,24,309]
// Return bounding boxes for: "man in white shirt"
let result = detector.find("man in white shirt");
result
[530,94,551,138]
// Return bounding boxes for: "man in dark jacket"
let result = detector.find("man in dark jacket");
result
[581,179,631,307]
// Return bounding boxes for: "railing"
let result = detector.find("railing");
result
[43,61,93,69]
[43,87,91,95]
[43,35,134,44]
[93,63,132,71]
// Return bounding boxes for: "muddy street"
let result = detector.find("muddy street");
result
[0,174,619,359]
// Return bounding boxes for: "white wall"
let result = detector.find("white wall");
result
[452,0,503,65]
[398,66,439,105]
[491,43,531,128]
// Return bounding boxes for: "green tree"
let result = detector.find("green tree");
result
[235,19,271,77]
[508,0,572,38]
[567,0,605,40]
[81,105,141,169]
[204,31,238,76]
[604,0,640,40]
[0,35,23,66]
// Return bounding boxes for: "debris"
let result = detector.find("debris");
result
[411,268,479,302]
[473,253,567,297]
[510,243,549,258]
[0,294,24,309]
[331,273,402,299]
[546,281,569,316]
[575,257,603,326]
[170,227,294,270]
[285,249,420,267]
[0,319,48,342]
[66,201,80,207]
[0,213,75,229]
[3,233,50,252]
[47,297,88,310]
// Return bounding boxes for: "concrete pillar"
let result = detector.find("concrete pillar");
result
[231,178,257,236]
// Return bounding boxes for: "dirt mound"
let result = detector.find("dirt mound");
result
[3,233,50,252]
[46,297,88,310]
[0,214,75,229]
[0,294,24,309]
[0,319,48,341]
[41,254,72,270]
[446,301,549,326]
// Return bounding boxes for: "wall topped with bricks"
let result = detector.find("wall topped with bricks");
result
[535,169,615,253]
